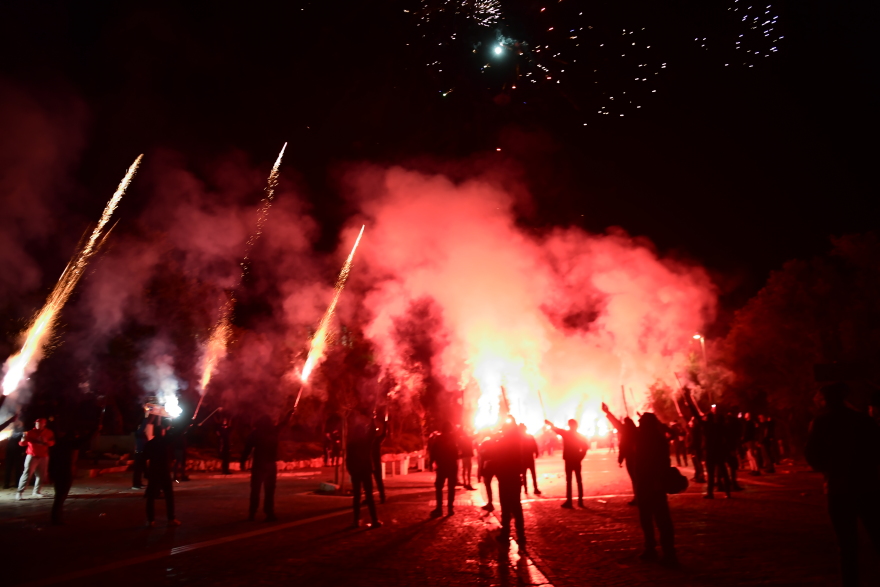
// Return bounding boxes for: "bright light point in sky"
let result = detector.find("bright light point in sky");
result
[494,46,502,55]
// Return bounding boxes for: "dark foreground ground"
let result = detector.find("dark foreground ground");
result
[2,450,878,587]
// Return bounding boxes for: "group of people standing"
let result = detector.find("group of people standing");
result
[668,389,780,499]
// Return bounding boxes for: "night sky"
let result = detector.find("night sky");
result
[1,0,876,315]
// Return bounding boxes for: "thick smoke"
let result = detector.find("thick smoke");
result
[75,149,324,422]
[349,166,716,432]
[0,80,87,420]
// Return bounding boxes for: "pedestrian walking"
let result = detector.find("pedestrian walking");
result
[144,416,181,527]
[16,418,55,500]
[496,418,527,551]
[428,420,458,517]
[519,423,541,495]
[805,382,880,587]
[545,417,588,508]
[347,409,382,528]
[240,410,292,522]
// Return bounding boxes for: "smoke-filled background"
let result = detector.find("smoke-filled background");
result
[0,1,876,450]
[349,167,714,431]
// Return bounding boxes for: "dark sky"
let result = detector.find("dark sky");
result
[1,0,876,311]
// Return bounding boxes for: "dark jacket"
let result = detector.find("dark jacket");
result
[428,430,459,474]
[805,405,880,494]
[631,414,671,494]
[550,426,588,463]
[241,412,292,471]
[494,427,523,480]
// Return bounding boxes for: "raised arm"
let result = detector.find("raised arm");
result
[681,387,704,418]
[544,420,565,436]
[601,403,624,432]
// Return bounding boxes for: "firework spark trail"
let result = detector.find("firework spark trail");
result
[196,143,287,399]
[300,225,366,383]
[1,155,143,396]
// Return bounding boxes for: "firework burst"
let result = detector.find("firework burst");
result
[2,155,143,396]
[300,225,365,383]
[196,143,287,399]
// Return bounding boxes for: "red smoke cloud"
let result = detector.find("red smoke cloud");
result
[349,166,716,431]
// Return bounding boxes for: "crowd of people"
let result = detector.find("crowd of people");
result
[3,381,879,584]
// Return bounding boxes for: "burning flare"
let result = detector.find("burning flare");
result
[301,225,365,382]
[196,143,287,397]
[2,155,143,396]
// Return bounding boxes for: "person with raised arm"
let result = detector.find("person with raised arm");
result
[603,402,677,566]
[544,417,588,508]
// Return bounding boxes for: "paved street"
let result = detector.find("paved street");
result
[2,450,877,587]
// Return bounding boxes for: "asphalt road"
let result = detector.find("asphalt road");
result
[1,449,877,586]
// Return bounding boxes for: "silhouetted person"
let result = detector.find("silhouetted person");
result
[724,412,744,491]
[50,425,88,525]
[331,430,342,466]
[429,420,459,517]
[458,427,476,491]
[606,404,677,565]
[347,410,381,528]
[132,409,149,489]
[496,419,527,551]
[703,412,732,499]
[545,418,587,508]
[742,412,762,474]
[323,431,332,466]
[16,418,55,499]
[3,416,23,489]
[687,415,706,483]
[519,423,541,495]
[805,382,880,587]
[683,389,730,499]
[371,415,388,504]
[240,410,292,522]
[669,422,688,467]
[606,413,638,506]
[216,415,232,475]
[144,416,180,526]
[758,414,776,473]
[478,434,498,512]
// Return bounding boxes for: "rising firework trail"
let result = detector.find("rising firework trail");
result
[1,155,144,396]
[300,225,366,385]
[194,143,287,412]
